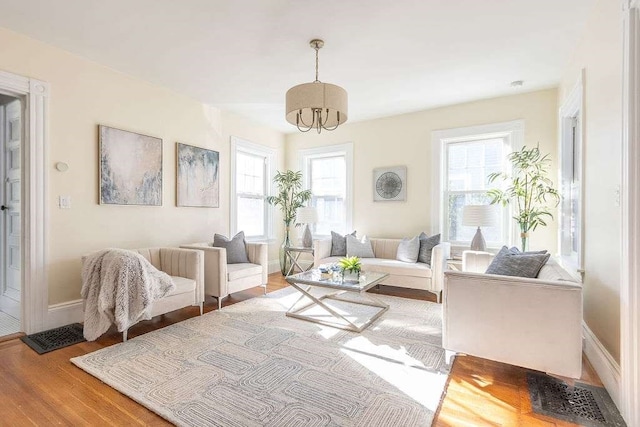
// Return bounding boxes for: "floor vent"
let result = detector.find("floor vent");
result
[21,323,86,354]
[527,372,626,426]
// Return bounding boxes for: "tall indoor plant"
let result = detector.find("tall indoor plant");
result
[266,170,312,275]
[487,144,560,251]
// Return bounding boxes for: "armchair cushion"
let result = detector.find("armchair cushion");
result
[485,246,550,278]
[227,263,263,281]
[166,276,196,296]
[213,231,250,264]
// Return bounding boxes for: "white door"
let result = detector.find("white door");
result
[0,99,21,320]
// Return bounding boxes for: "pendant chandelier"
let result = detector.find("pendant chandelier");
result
[286,39,348,133]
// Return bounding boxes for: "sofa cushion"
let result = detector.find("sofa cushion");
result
[418,233,440,265]
[213,231,250,264]
[537,258,578,282]
[485,246,550,278]
[346,235,375,258]
[227,263,262,282]
[396,236,420,263]
[359,258,432,278]
[331,230,356,256]
[166,276,196,297]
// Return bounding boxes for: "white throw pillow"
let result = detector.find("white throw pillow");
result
[396,236,420,263]
[346,235,375,258]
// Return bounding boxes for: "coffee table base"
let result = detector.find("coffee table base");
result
[286,283,389,332]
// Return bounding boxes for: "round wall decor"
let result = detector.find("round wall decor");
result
[373,166,407,201]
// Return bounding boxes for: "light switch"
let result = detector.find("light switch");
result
[59,195,71,209]
[615,186,621,207]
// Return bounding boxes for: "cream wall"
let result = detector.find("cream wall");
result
[559,0,622,362]
[285,89,559,252]
[0,27,284,305]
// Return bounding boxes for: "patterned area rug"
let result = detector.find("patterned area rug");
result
[71,288,449,426]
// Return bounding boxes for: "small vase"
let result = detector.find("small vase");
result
[342,269,360,282]
[279,226,292,275]
[520,231,529,252]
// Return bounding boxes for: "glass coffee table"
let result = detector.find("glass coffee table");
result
[285,269,390,332]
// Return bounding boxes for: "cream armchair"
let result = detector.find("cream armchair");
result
[443,250,583,378]
[82,247,205,342]
[180,242,268,309]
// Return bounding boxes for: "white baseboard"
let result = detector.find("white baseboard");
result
[268,260,281,274]
[47,299,83,329]
[583,321,621,409]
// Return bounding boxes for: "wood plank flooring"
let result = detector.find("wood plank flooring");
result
[0,273,604,426]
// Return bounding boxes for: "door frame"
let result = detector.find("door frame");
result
[621,0,640,424]
[0,70,49,334]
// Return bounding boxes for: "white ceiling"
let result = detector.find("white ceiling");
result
[0,0,596,133]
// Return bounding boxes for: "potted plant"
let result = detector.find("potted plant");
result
[487,144,560,251]
[266,170,312,275]
[339,256,362,282]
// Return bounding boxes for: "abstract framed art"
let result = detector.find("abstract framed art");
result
[99,125,163,206]
[373,166,407,201]
[176,143,219,208]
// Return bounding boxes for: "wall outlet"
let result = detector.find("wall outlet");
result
[59,195,71,209]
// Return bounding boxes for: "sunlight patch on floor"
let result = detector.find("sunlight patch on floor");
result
[342,336,447,412]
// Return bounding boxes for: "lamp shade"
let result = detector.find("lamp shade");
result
[296,206,318,224]
[462,205,498,227]
[286,82,348,128]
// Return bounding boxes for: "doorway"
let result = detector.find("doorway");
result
[0,93,21,337]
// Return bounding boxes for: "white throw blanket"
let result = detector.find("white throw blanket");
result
[81,249,176,341]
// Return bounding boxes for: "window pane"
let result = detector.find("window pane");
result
[447,138,503,191]
[237,196,264,237]
[311,156,345,197]
[447,193,503,244]
[309,155,346,234]
[313,196,345,235]
[237,152,265,195]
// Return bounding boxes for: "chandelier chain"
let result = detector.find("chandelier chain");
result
[314,43,320,82]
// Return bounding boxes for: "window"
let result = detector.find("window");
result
[432,121,524,249]
[299,143,353,236]
[559,75,584,278]
[231,137,276,240]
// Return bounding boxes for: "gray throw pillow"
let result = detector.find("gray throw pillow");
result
[331,230,357,257]
[396,236,420,263]
[418,232,440,265]
[213,231,250,264]
[485,246,550,278]
[346,234,375,258]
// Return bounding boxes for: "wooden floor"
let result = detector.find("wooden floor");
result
[0,273,603,426]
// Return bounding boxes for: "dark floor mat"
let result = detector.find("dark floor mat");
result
[21,323,86,354]
[527,372,626,426]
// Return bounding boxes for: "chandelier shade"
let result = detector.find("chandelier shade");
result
[285,39,348,133]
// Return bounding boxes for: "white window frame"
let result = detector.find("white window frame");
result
[431,120,524,251]
[558,72,584,281]
[298,143,353,237]
[230,136,276,241]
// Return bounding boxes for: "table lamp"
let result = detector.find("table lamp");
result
[296,206,318,248]
[462,205,498,251]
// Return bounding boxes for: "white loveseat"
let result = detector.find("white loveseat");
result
[443,250,583,378]
[313,238,451,302]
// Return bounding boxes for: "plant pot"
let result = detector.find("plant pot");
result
[341,270,360,282]
[279,227,292,275]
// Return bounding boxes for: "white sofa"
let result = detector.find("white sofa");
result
[313,238,451,302]
[443,250,583,378]
[180,242,268,309]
